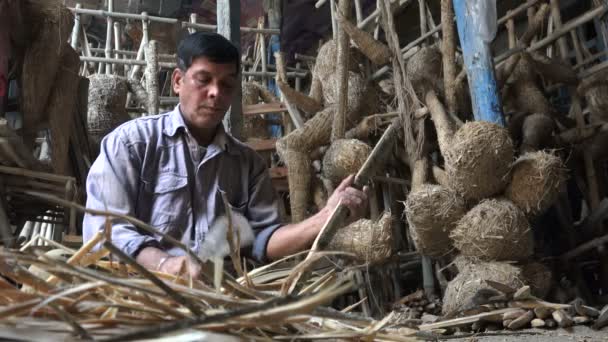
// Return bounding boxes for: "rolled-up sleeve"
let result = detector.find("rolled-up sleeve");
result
[83,131,155,256]
[247,153,282,263]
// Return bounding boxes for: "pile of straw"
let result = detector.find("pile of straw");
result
[0,223,418,341]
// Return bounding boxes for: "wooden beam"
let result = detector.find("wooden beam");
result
[217,0,243,139]
[247,139,277,152]
[269,166,288,179]
[243,102,287,116]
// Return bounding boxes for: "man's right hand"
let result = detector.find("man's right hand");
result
[136,246,202,279]
[158,255,201,278]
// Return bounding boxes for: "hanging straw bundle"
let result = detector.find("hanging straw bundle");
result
[450,198,534,261]
[505,151,567,217]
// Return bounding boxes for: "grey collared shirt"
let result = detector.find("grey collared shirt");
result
[82,106,282,262]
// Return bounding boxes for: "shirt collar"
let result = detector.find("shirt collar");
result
[163,105,237,155]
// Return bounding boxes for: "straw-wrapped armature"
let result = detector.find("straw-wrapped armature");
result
[336,11,391,65]
[87,75,133,155]
[47,45,80,175]
[20,0,73,144]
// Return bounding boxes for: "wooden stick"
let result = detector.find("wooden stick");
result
[332,0,351,142]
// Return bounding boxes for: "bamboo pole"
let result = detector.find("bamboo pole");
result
[113,22,121,75]
[129,12,150,79]
[259,17,268,86]
[104,0,114,75]
[354,0,363,23]
[275,52,304,130]
[330,0,338,40]
[70,4,82,49]
[441,0,456,115]
[188,13,198,34]
[145,40,159,116]
[419,0,427,46]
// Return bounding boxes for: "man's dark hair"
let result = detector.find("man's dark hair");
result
[176,32,240,72]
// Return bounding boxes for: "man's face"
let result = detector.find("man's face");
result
[172,57,238,130]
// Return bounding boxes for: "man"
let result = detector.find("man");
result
[83,32,367,277]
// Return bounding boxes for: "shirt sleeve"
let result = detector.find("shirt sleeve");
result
[246,152,283,263]
[82,131,156,257]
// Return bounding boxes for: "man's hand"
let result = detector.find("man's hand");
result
[324,174,369,222]
[158,256,201,278]
[136,247,201,278]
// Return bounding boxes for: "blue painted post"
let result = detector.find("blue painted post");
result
[452,0,505,126]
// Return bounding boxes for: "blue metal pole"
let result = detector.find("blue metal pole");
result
[452,0,505,126]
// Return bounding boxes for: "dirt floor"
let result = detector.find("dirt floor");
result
[446,326,607,342]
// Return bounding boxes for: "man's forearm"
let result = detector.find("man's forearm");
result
[135,246,170,271]
[265,208,332,260]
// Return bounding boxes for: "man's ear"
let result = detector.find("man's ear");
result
[172,68,183,95]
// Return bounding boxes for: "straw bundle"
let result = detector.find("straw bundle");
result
[443,257,525,315]
[241,81,270,141]
[450,198,534,261]
[505,151,567,217]
[20,0,73,143]
[325,211,394,264]
[87,74,132,154]
[322,139,371,185]
[47,45,80,175]
[521,262,553,299]
[405,184,466,257]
